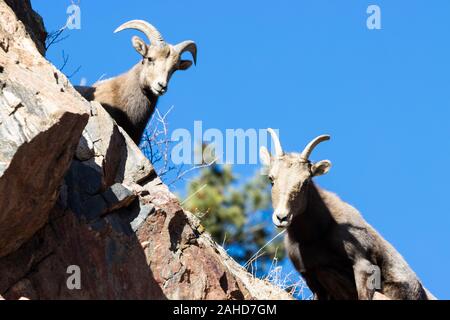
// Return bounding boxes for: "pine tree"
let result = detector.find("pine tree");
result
[182,163,284,275]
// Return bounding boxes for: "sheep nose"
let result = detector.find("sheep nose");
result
[273,211,290,228]
[158,82,167,91]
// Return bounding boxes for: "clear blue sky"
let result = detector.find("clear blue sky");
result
[32,0,450,299]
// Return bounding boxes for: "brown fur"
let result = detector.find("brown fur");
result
[261,143,436,300]
[76,27,195,144]
[76,63,156,143]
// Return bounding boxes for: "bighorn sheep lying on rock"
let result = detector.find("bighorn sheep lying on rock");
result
[76,20,197,144]
[260,129,436,300]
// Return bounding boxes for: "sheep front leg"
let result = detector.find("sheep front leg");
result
[353,259,380,300]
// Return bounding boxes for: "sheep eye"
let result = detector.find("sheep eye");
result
[147,57,154,64]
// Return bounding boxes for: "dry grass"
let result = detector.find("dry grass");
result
[262,256,312,300]
[243,233,313,300]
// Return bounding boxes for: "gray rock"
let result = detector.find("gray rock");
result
[82,102,156,186]
[75,132,95,161]
[0,0,294,301]
[130,203,155,232]
[101,183,136,213]
[0,1,89,258]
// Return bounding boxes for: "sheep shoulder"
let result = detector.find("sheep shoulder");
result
[75,64,154,143]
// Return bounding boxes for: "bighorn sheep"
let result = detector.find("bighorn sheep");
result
[76,20,197,144]
[260,129,435,300]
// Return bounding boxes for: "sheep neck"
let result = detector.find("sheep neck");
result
[120,62,158,142]
[287,182,334,244]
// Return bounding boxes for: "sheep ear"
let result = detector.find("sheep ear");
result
[312,160,331,177]
[260,146,271,166]
[131,36,148,57]
[178,60,193,70]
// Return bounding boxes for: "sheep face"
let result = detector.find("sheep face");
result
[267,155,312,227]
[260,130,331,228]
[115,20,197,97]
[133,39,194,97]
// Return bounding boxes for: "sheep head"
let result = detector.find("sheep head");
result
[260,129,332,228]
[114,20,197,96]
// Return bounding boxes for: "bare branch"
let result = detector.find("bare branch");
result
[58,50,81,79]
[167,157,218,186]
[141,106,176,178]
[67,65,82,79]
[45,27,69,50]
[141,106,217,185]
[59,50,69,71]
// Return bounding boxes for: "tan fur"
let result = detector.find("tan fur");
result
[262,138,435,300]
[76,23,196,144]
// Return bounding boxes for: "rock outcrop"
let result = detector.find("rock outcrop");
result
[4,0,47,55]
[0,0,291,300]
[0,0,89,259]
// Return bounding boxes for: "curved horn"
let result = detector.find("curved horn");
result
[174,40,197,65]
[114,20,165,45]
[267,128,283,157]
[300,135,331,160]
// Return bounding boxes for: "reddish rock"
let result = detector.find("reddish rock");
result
[0,0,89,258]
[0,0,292,300]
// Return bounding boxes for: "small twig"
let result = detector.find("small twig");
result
[67,65,81,79]
[180,183,208,205]
[141,106,220,185]
[95,74,108,84]
[222,232,228,248]
[168,157,218,185]
[244,229,286,268]
[60,50,69,71]
[46,27,69,50]
[58,50,81,79]
[155,106,173,174]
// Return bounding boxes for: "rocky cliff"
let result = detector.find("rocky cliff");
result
[0,0,291,300]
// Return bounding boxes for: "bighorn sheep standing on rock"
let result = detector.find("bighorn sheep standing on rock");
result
[76,20,197,144]
[260,129,436,300]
